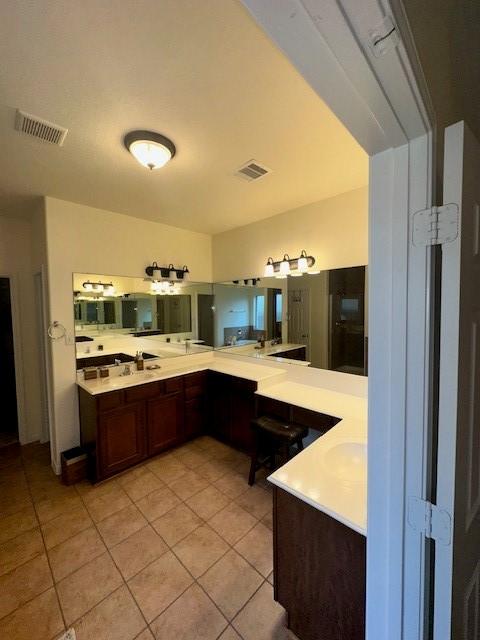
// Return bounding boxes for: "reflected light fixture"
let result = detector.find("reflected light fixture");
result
[124,130,176,170]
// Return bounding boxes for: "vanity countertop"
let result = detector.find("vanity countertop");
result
[77,353,287,395]
[220,342,310,367]
[257,381,367,536]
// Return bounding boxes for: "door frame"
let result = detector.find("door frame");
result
[0,273,27,444]
[241,1,435,637]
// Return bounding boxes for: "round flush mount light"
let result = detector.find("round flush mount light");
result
[124,130,176,170]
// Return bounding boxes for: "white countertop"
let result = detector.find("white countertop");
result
[257,382,367,536]
[220,342,310,367]
[77,353,287,395]
[77,352,367,536]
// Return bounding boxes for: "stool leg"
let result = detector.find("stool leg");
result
[297,439,304,452]
[249,435,259,486]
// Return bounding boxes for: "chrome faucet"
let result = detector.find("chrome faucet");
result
[120,364,132,376]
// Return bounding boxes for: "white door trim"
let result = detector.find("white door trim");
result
[241,1,435,638]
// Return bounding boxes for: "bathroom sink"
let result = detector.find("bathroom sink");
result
[322,442,366,483]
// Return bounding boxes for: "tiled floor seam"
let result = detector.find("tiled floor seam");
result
[20,454,68,635]
[72,483,153,636]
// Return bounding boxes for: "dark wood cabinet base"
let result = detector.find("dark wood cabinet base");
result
[273,487,366,640]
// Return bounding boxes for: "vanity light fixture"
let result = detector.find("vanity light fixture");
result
[263,251,316,277]
[124,130,176,170]
[145,263,189,280]
[82,280,115,295]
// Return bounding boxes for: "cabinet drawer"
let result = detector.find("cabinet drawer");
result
[185,383,207,400]
[291,406,339,432]
[97,391,124,412]
[125,382,161,404]
[164,376,183,394]
[231,376,257,394]
[184,371,207,388]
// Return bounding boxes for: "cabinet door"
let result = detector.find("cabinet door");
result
[98,402,146,479]
[184,396,206,440]
[147,392,184,455]
[208,372,232,441]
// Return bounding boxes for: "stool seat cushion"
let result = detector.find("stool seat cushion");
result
[252,416,308,442]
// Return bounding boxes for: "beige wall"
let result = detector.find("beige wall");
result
[212,187,368,282]
[44,197,213,469]
[0,215,43,444]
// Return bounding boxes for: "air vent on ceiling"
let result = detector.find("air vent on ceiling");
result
[235,160,271,182]
[14,109,68,146]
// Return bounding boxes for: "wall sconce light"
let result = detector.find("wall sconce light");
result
[145,263,190,281]
[263,251,316,278]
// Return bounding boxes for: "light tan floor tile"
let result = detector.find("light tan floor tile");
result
[267,570,274,585]
[151,504,203,546]
[110,525,168,580]
[218,627,242,640]
[168,470,210,500]
[0,487,32,518]
[199,550,263,620]
[150,583,227,640]
[214,473,250,500]
[57,552,123,625]
[136,486,181,522]
[185,485,230,520]
[0,528,44,576]
[174,449,211,469]
[135,629,155,639]
[234,522,273,577]
[232,582,289,640]
[128,551,193,622]
[118,467,164,502]
[75,476,118,498]
[0,587,64,640]
[41,503,92,549]
[193,436,219,451]
[97,503,147,547]
[48,526,106,582]
[83,483,132,522]
[147,456,188,484]
[235,485,272,520]
[0,505,38,544]
[73,585,145,640]
[195,459,232,483]
[34,491,83,524]
[262,510,273,531]
[0,553,53,619]
[173,524,229,578]
[209,503,257,545]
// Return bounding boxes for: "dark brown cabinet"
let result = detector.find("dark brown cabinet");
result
[147,391,183,455]
[208,372,257,452]
[273,487,366,640]
[97,402,146,478]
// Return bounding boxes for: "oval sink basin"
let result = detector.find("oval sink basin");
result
[322,442,367,483]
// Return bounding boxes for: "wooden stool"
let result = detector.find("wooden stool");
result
[248,415,308,485]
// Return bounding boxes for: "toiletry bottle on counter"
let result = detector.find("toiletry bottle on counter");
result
[135,351,144,371]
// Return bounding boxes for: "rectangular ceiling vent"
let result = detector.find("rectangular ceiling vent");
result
[235,160,271,182]
[14,109,68,146]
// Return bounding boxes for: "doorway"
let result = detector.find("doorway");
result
[0,277,18,446]
[197,293,215,347]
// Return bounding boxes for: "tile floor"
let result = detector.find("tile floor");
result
[0,436,298,640]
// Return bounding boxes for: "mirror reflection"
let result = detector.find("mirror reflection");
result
[73,273,214,370]
[214,266,367,375]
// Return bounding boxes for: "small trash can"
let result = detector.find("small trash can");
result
[61,447,87,485]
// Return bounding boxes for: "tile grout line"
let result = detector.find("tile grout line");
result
[18,450,70,638]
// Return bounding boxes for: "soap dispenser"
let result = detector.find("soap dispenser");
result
[135,351,144,371]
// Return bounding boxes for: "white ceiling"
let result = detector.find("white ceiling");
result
[0,0,368,234]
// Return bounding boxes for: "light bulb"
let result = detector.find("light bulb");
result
[264,258,274,278]
[279,255,291,276]
[298,250,308,273]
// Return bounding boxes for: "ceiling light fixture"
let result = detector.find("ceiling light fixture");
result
[124,130,176,170]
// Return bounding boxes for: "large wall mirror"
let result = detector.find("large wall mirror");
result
[213,266,368,376]
[73,273,214,370]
